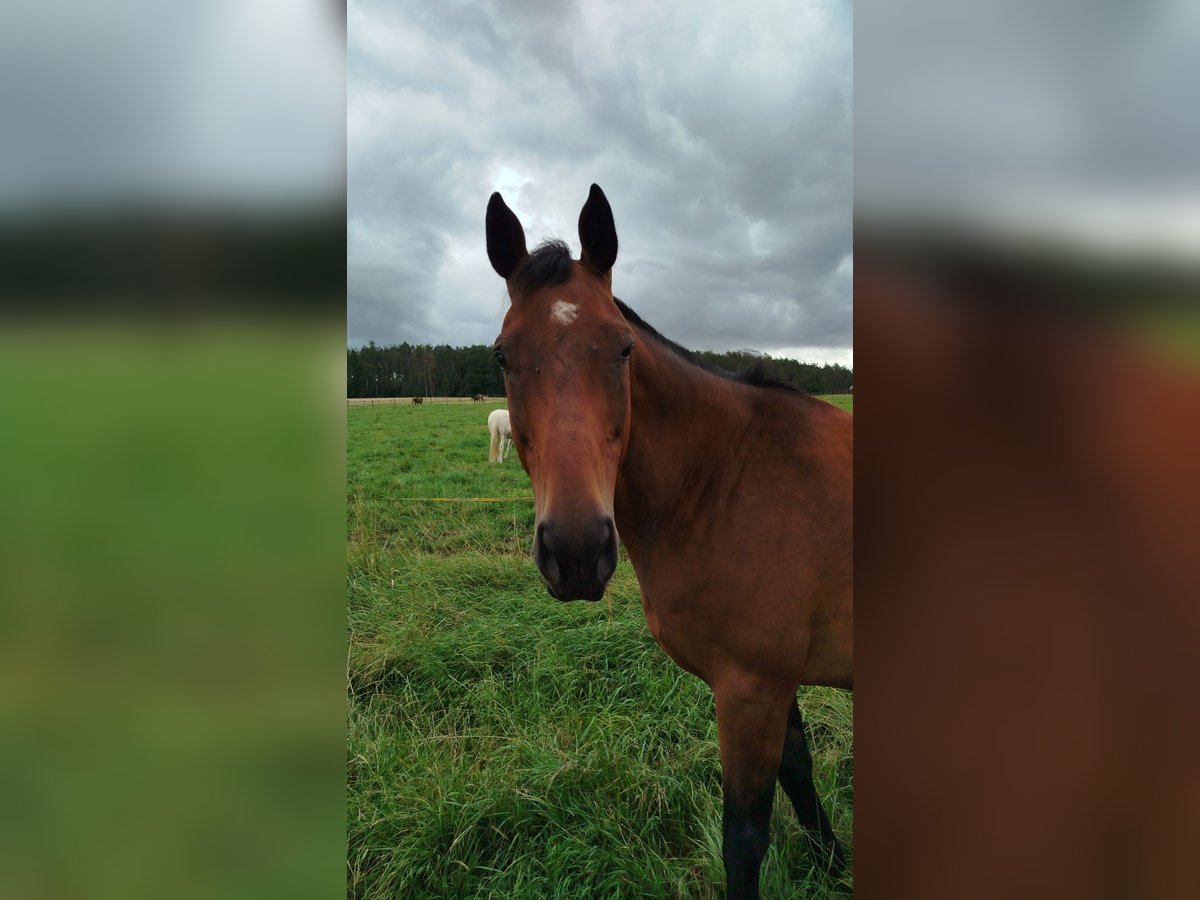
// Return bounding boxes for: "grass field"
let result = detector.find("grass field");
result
[347,395,854,898]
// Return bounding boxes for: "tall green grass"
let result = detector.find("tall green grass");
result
[348,397,853,898]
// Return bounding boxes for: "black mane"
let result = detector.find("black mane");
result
[510,239,800,394]
[613,298,801,394]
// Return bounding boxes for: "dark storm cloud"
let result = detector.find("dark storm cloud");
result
[348,0,852,363]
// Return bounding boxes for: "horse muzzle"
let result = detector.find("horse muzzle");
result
[533,515,618,601]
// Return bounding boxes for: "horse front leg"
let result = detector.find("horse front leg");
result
[714,682,790,900]
[779,696,846,873]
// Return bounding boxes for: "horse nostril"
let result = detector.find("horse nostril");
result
[596,517,618,583]
[534,522,560,584]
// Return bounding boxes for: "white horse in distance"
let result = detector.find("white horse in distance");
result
[488,409,513,463]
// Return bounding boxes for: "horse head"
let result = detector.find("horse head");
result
[486,185,633,601]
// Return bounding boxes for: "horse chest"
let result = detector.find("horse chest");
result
[639,586,717,683]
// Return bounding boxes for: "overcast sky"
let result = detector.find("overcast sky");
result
[347,0,852,366]
[1,1,343,207]
[856,0,1200,260]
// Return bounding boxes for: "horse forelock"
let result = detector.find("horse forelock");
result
[510,239,575,297]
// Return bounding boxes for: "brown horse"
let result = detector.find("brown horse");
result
[411,396,424,405]
[472,394,485,402]
[486,185,852,898]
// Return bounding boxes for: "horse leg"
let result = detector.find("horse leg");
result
[714,684,790,900]
[778,697,846,873]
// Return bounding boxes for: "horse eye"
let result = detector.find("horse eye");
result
[619,342,634,361]
[494,349,509,370]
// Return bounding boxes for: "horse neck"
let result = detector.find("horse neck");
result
[614,336,752,558]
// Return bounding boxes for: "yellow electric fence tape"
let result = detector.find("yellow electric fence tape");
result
[388,497,534,503]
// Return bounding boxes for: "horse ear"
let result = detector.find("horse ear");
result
[578,183,618,276]
[486,192,528,279]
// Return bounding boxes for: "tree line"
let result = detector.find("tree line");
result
[347,341,852,398]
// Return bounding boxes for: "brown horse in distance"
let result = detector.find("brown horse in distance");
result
[486,185,852,898]
[411,396,424,405]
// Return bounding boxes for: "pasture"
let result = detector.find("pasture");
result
[347,396,854,898]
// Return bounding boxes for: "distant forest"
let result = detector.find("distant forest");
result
[347,342,853,398]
